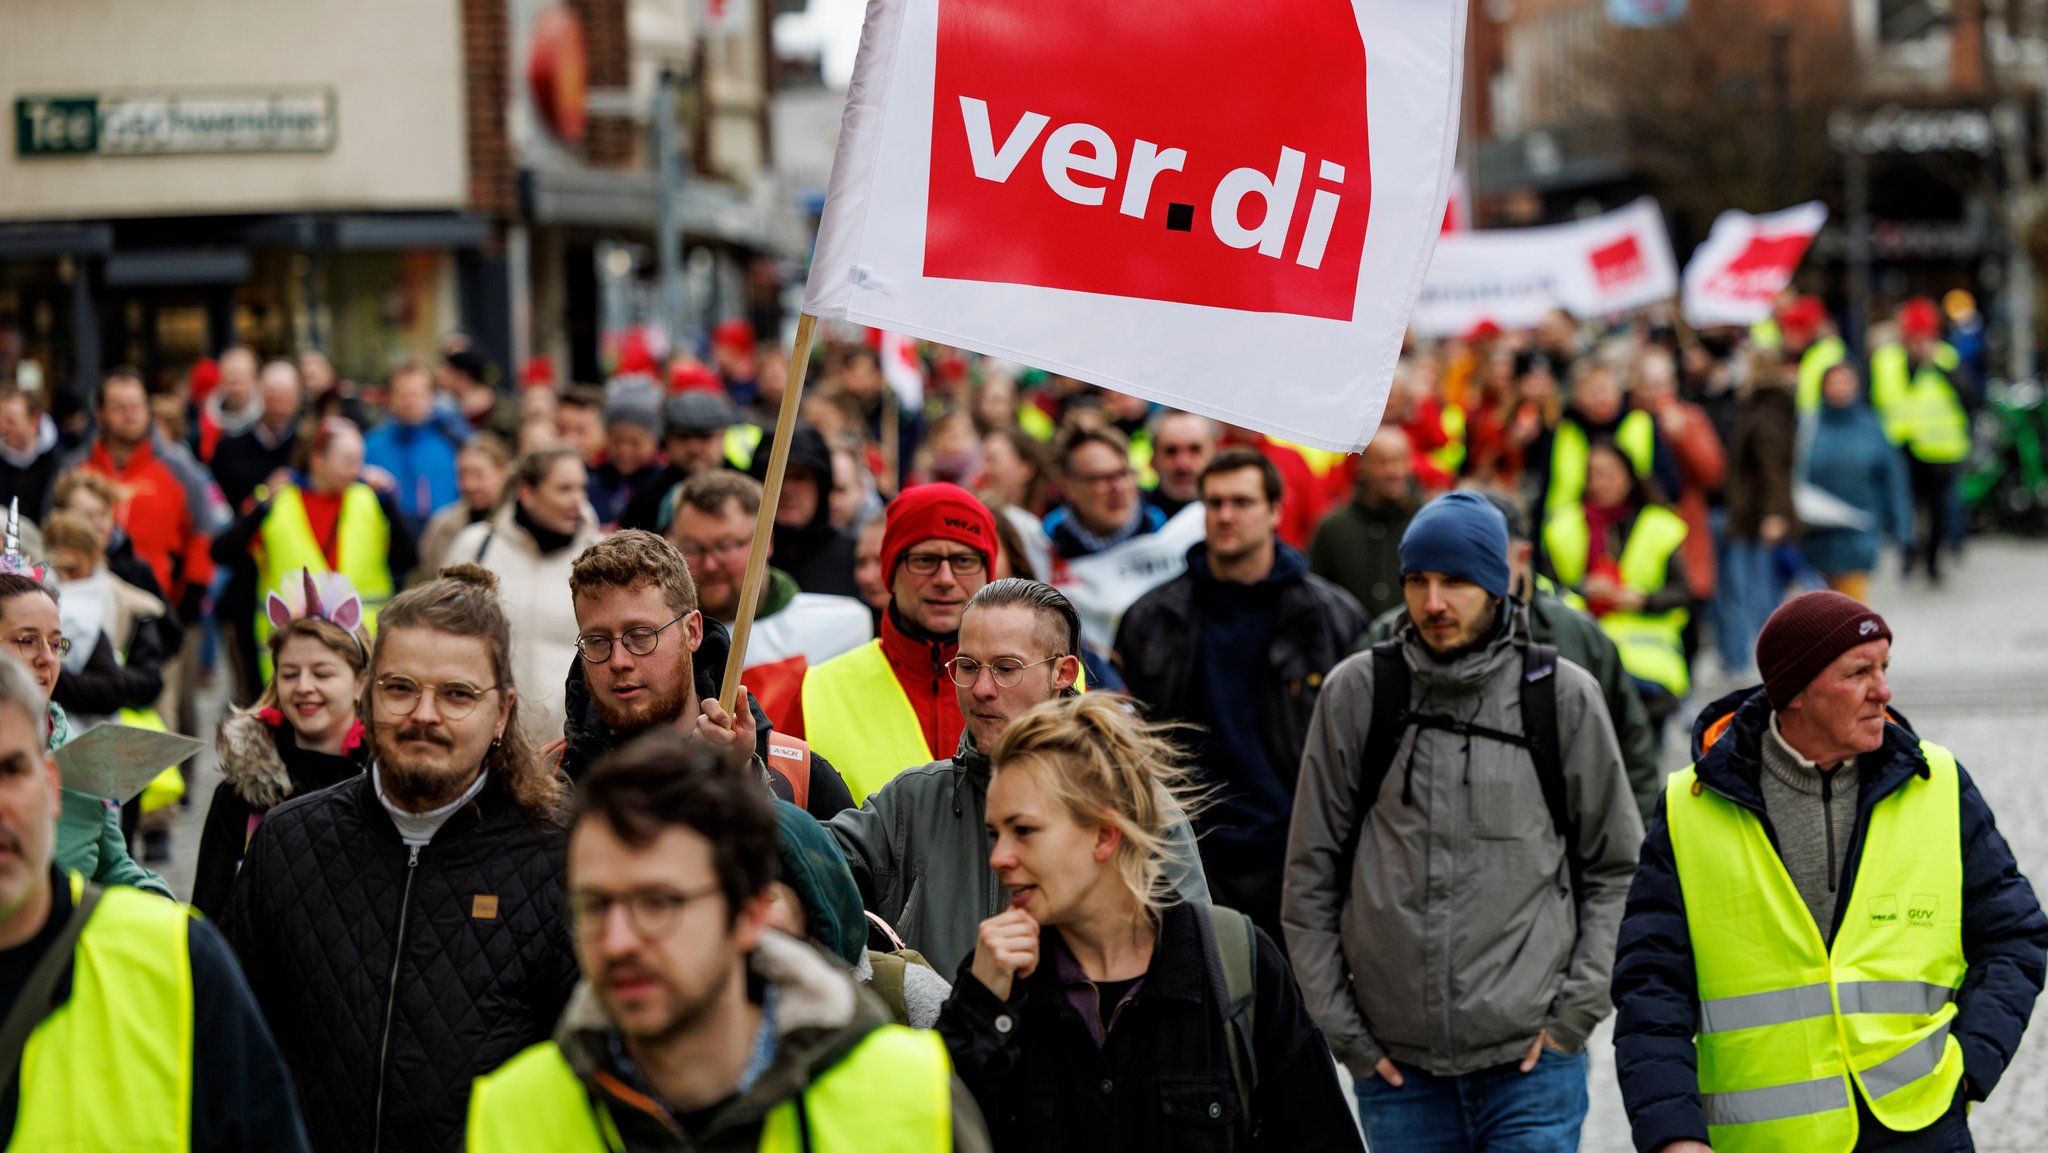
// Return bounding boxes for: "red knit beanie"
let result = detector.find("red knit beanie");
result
[881,483,995,581]
[1758,591,1892,708]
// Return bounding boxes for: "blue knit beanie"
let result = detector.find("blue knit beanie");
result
[1399,491,1510,601]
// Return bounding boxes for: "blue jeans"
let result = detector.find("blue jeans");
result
[1353,1049,1588,1153]
[1714,538,1781,676]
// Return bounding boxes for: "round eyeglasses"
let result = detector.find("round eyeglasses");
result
[373,675,499,720]
[945,654,1064,689]
[576,611,691,664]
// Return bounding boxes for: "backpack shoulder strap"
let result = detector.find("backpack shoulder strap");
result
[1340,643,1409,871]
[867,950,912,1026]
[765,731,811,811]
[1202,903,1260,1138]
[1519,643,1579,896]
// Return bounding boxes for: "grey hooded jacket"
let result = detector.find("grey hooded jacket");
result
[1281,602,1642,1078]
[829,730,1211,975]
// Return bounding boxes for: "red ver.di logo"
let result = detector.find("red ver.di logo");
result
[1589,234,1646,291]
[923,0,1372,320]
[1704,233,1813,302]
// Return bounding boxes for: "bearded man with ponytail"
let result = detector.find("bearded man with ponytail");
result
[223,563,581,1153]
[939,694,1361,1152]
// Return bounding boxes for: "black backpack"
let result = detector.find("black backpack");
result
[1346,640,1581,898]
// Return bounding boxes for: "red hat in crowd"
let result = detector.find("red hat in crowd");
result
[881,483,995,584]
[1757,590,1892,709]
[713,318,757,354]
[1898,297,1942,341]
[189,356,221,403]
[615,331,657,377]
[669,362,721,394]
[1463,319,1503,343]
[1777,296,1827,339]
[520,356,557,389]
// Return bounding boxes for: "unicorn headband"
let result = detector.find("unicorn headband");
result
[266,570,367,656]
[0,500,54,587]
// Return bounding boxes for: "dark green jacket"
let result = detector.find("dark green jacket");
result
[1360,591,1662,823]
[1307,495,1416,622]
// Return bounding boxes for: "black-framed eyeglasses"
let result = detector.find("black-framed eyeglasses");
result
[373,675,500,720]
[9,633,70,659]
[901,552,986,577]
[576,611,692,663]
[568,884,721,941]
[946,654,1064,689]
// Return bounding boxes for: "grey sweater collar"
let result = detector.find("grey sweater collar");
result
[1763,712,1852,796]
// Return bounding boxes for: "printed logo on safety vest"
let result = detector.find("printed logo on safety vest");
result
[1870,894,1899,927]
[1908,894,1940,927]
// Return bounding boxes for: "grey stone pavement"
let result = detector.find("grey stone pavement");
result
[149,540,2048,1148]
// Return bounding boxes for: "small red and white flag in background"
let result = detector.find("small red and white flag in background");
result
[802,0,1468,452]
[868,328,925,408]
[1681,202,1828,328]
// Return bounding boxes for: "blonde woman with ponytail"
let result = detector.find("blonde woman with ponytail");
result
[937,694,1361,1153]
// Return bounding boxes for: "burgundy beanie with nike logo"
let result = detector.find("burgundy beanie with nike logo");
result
[1757,590,1893,708]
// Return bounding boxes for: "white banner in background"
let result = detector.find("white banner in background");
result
[1410,198,1678,336]
[1681,201,1828,328]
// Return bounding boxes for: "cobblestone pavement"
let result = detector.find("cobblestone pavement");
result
[1581,538,2048,1153]
[156,541,2048,1149]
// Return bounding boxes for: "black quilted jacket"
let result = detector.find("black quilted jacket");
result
[221,772,580,1153]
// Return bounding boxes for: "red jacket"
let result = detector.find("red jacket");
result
[80,440,215,602]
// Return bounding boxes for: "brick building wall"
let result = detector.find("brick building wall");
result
[462,0,516,218]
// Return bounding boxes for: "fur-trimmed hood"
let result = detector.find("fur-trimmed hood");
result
[214,708,366,810]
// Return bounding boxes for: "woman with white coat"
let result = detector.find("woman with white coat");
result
[448,445,605,743]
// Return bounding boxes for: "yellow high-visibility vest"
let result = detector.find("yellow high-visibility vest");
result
[1545,503,1691,696]
[1796,335,1850,415]
[1869,343,1969,464]
[467,1019,955,1153]
[1545,410,1656,514]
[9,873,194,1151]
[1665,742,1966,1153]
[802,640,936,803]
[254,483,393,676]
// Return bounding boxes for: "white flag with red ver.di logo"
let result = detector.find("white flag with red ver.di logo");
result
[1409,198,1678,337]
[802,0,1467,453]
[1681,202,1828,329]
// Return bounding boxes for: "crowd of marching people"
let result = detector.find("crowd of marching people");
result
[0,288,2037,1153]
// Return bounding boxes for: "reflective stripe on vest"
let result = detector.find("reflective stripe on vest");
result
[801,640,935,803]
[1869,344,1968,464]
[255,484,393,675]
[1543,503,1691,696]
[1795,336,1849,415]
[1546,411,1655,513]
[1666,741,1966,1153]
[467,1022,955,1153]
[10,876,193,1152]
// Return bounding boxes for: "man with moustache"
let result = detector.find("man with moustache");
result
[223,565,580,1153]
[0,655,308,1150]
[553,530,856,820]
[468,730,987,1152]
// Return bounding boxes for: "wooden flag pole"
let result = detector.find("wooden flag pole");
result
[719,311,819,716]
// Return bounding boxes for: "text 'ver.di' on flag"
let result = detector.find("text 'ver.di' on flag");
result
[803,0,1467,452]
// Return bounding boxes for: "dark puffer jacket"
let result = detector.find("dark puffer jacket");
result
[551,614,855,819]
[1612,687,2048,1153]
[221,773,580,1153]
